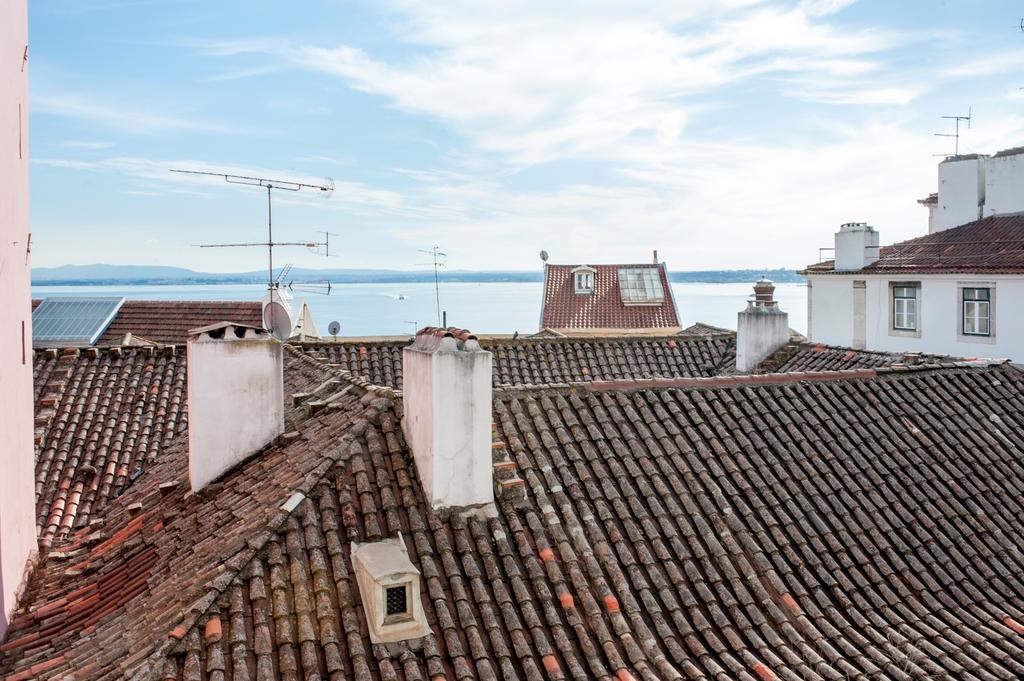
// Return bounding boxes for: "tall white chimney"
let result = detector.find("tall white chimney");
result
[187,322,284,493]
[402,328,493,509]
[833,222,879,271]
[936,155,985,232]
[736,279,790,373]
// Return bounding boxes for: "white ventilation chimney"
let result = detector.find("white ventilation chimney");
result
[736,279,790,373]
[402,328,493,509]
[936,155,986,232]
[187,322,284,493]
[833,222,880,271]
[983,147,1024,218]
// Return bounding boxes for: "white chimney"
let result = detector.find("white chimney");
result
[983,147,1024,219]
[402,328,493,509]
[936,155,986,232]
[833,222,880,271]
[736,279,790,373]
[187,322,284,493]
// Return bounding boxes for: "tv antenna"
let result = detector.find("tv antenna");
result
[417,246,447,326]
[934,107,972,157]
[169,168,335,291]
[403,320,419,335]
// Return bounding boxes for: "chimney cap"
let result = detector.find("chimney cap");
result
[415,326,477,342]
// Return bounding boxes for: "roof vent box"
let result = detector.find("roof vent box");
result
[351,535,430,643]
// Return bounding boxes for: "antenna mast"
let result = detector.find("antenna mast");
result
[934,107,972,157]
[170,169,335,290]
[417,246,447,326]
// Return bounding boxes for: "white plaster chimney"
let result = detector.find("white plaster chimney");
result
[833,222,880,271]
[187,322,284,493]
[736,279,790,373]
[936,155,986,232]
[983,147,1024,219]
[402,328,493,509]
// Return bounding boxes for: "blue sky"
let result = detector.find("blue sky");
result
[28,0,1024,272]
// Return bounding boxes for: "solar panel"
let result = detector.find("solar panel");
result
[32,297,126,347]
[618,268,665,304]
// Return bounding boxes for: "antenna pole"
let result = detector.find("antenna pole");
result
[434,251,441,326]
[268,184,273,290]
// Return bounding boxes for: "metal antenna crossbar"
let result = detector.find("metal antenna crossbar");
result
[171,168,335,290]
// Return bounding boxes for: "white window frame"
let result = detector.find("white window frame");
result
[573,267,595,295]
[957,282,996,344]
[888,282,921,339]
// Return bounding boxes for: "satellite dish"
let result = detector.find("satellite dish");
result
[262,289,294,340]
[328,321,341,336]
[539,250,549,262]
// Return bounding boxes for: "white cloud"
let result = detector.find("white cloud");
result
[34,93,239,135]
[947,49,1024,77]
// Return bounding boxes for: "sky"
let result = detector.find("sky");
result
[27,0,1024,273]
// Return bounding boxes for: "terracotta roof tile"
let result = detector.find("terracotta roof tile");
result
[95,300,263,345]
[803,215,1024,275]
[6,361,1024,680]
[541,263,680,331]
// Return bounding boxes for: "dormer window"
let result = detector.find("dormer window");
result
[572,266,596,295]
[351,535,429,643]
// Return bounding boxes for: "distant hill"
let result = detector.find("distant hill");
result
[32,264,804,286]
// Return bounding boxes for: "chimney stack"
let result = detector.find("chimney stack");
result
[187,322,284,493]
[833,222,879,271]
[402,328,493,509]
[653,249,658,264]
[736,279,790,373]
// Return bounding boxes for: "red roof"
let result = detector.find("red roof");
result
[95,300,263,345]
[540,263,680,331]
[803,215,1024,275]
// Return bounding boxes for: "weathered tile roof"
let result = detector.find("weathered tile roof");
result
[95,300,264,345]
[5,360,1024,680]
[28,345,333,548]
[803,215,1024,275]
[751,342,960,374]
[295,334,735,389]
[540,263,681,331]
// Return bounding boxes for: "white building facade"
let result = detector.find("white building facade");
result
[804,146,1024,363]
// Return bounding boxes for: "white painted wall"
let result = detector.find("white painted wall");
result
[736,303,790,372]
[0,0,36,642]
[808,273,1024,361]
[403,334,493,509]
[187,326,284,492]
[936,156,985,232]
[984,149,1024,218]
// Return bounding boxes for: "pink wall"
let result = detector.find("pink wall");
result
[0,0,37,642]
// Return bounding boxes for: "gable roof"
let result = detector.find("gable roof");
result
[803,215,1024,275]
[95,300,264,345]
[5,360,1024,680]
[540,263,681,332]
[295,334,735,389]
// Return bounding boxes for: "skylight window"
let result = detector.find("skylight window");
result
[618,268,665,304]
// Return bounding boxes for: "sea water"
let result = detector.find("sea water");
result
[31,282,807,337]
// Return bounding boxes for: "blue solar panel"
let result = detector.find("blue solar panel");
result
[32,297,125,347]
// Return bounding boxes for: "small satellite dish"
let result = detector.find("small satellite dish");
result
[328,321,341,336]
[539,250,549,262]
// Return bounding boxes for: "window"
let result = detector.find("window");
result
[572,267,596,294]
[962,287,991,336]
[618,268,665,304]
[384,583,411,623]
[892,285,917,331]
